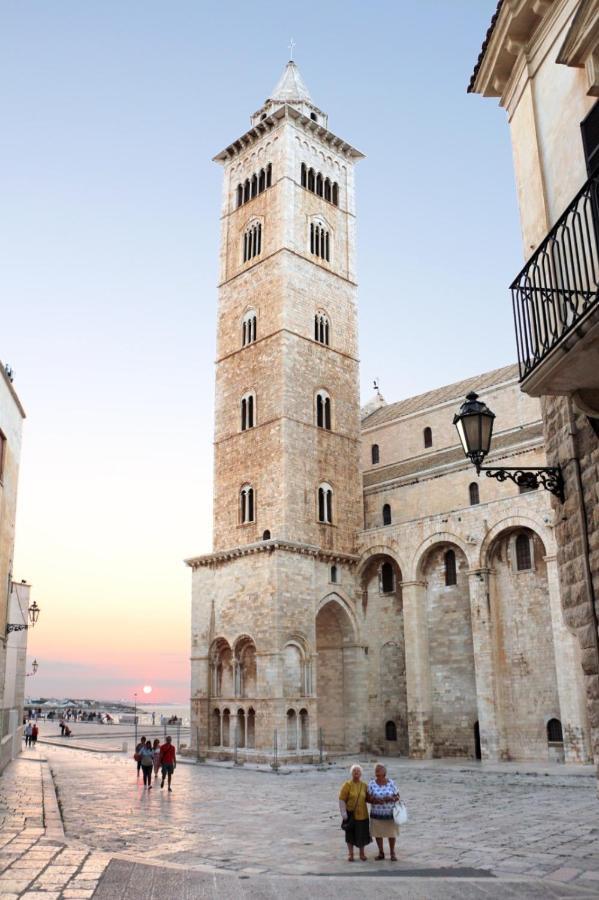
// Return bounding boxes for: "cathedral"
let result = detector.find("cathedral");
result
[186,61,591,765]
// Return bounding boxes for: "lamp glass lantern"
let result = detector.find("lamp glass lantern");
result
[28,601,40,627]
[32,659,38,674]
[453,391,496,470]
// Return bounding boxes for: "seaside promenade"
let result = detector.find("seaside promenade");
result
[1,730,599,898]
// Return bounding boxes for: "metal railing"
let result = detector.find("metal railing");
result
[511,170,599,380]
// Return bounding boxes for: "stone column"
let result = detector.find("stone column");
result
[342,643,367,754]
[467,569,502,761]
[545,554,592,763]
[402,581,433,758]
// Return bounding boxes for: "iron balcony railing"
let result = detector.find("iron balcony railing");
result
[511,169,599,380]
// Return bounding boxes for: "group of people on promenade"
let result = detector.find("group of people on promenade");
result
[339,763,402,862]
[23,722,39,746]
[134,735,177,791]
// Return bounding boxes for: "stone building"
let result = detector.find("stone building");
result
[0,362,29,772]
[187,60,590,764]
[468,0,599,779]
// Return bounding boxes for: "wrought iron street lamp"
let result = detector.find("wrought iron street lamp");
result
[26,659,39,677]
[453,391,564,501]
[6,600,41,635]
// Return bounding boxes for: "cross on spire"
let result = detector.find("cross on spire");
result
[288,37,296,60]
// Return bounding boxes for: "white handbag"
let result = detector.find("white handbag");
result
[393,800,408,825]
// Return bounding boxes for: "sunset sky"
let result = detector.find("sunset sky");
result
[1,1,521,703]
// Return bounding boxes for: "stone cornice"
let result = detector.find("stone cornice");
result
[216,325,359,366]
[218,245,359,289]
[185,539,360,569]
[213,105,365,164]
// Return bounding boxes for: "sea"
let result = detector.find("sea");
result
[134,703,190,726]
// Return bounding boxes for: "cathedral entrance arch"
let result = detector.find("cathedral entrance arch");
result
[315,596,360,752]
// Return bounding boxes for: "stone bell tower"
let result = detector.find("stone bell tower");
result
[187,60,365,760]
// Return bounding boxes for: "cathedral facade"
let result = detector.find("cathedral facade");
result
[187,62,591,764]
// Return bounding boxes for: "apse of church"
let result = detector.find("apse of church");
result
[186,61,590,766]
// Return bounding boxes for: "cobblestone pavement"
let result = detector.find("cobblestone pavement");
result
[2,745,599,898]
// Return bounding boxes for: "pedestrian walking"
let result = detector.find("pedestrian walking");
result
[31,723,39,746]
[24,722,32,747]
[367,763,400,861]
[159,735,176,792]
[139,740,154,789]
[152,738,161,783]
[339,764,371,862]
[134,735,147,776]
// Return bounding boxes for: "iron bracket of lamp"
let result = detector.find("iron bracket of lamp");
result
[453,391,565,503]
[6,600,40,636]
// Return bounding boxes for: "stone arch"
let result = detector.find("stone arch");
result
[356,544,407,582]
[479,514,555,569]
[412,532,473,582]
[233,634,257,698]
[316,591,359,640]
[315,595,361,752]
[210,637,233,698]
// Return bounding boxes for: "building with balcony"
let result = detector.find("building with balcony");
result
[0,361,28,772]
[469,0,599,779]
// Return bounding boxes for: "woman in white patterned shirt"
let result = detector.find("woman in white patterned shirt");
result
[366,763,400,860]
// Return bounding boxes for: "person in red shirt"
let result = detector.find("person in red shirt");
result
[31,723,39,746]
[159,735,176,791]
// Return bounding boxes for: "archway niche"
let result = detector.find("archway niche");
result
[210,638,233,698]
[299,708,309,749]
[236,709,246,748]
[421,542,477,757]
[222,709,231,747]
[247,708,256,749]
[212,708,221,747]
[287,709,298,751]
[360,554,407,753]
[315,598,359,751]
[487,527,561,759]
[234,635,257,698]
[283,642,305,698]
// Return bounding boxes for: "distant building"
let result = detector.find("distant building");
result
[186,59,590,764]
[469,0,599,780]
[0,361,28,771]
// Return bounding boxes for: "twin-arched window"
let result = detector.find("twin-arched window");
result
[236,164,272,207]
[242,310,257,346]
[240,393,255,431]
[300,164,339,205]
[314,312,330,345]
[240,485,255,524]
[310,222,330,261]
[316,390,331,430]
[318,483,333,523]
[243,222,262,262]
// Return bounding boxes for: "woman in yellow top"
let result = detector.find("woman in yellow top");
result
[338,764,372,861]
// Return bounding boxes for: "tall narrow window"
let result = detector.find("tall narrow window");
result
[266,163,272,187]
[308,168,315,191]
[310,222,330,261]
[469,482,480,505]
[382,504,391,526]
[251,174,258,198]
[515,533,532,571]
[318,483,333,524]
[258,168,265,192]
[316,173,323,196]
[332,182,339,206]
[324,178,331,201]
[241,393,255,431]
[301,163,307,187]
[316,391,331,430]
[385,721,397,741]
[236,184,243,207]
[240,485,255,524]
[243,179,250,203]
[330,564,338,583]
[423,427,432,448]
[314,312,330,346]
[243,222,262,263]
[381,562,394,593]
[444,549,457,586]
[371,444,380,465]
[242,310,257,346]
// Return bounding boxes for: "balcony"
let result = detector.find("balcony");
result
[511,171,599,412]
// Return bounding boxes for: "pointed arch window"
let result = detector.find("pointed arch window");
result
[240,484,255,524]
[314,312,330,346]
[318,483,333,524]
[469,482,480,505]
[242,309,257,346]
[444,549,457,586]
[371,444,380,465]
[235,163,273,209]
[316,390,331,430]
[423,427,433,448]
[382,503,391,526]
[241,392,255,431]
[310,221,330,261]
[515,533,532,571]
[300,165,339,207]
[243,221,262,263]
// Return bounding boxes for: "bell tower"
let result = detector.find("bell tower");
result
[188,61,366,759]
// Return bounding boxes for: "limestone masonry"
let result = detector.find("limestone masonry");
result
[187,60,590,764]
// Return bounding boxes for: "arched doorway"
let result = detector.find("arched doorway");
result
[315,597,360,752]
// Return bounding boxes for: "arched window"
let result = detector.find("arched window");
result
[324,177,331,201]
[240,392,255,431]
[236,184,243,207]
[444,549,457,586]
[382,503,391,526]
[371,444,380,465]
[242,309,257,346]
[240,485,255,524]
[262,530,271,541]
[299,708,309,749]
[258,168,265,192]
[316,173,323,196]
[310,112,317,121]
[332,182,339,206]
[330,564,338,583]
[423,427,432,448]
[515,533,532,571]
[314,312,330,346]
[316,390,331,430]
[266,163,272,187]
[243,179,250,203]
[469,482,480,505]
[547,718,563,742]
[243,222,262,263]
[310,222,330,261]
[318,483,333,524]
[308,168,315,191]
[385,720,397,741]
[251,174,258,198]
[301,163,307,187]
[381,562,394,593]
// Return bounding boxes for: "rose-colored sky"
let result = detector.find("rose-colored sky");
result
[3,1,521,702]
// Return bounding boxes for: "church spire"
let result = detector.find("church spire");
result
[268,60,314,106]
